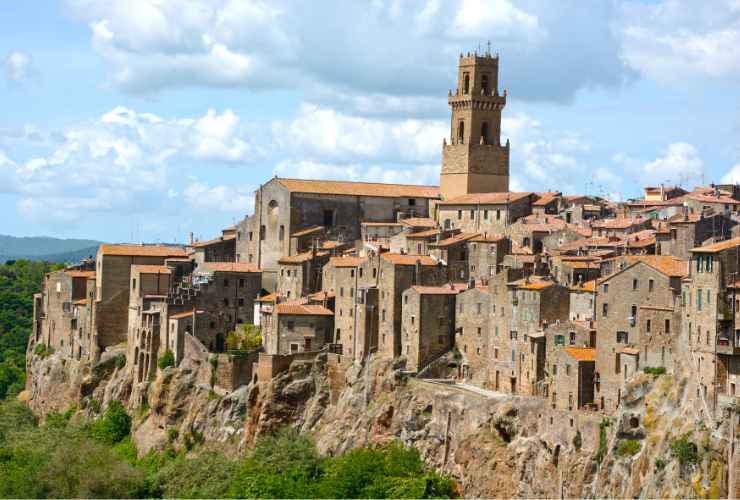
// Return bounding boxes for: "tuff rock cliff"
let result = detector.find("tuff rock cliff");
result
[24,344,738,498]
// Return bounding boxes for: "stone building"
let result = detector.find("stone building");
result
[190,226,236,263]
[276,249,330,300]
[92,244,188,360]
[401,283,467,372]
[454,282,491,385]
[235,177,439,274]
[665,212,734,260]
[428,232,478,282]
[261,303,334,355]
[550,347,596,411]
[440,52,510,199]
[466,233,508,280]
[376,253,448,359]
[594,257,686,412]
[436,192,532,234]
[33,269,96,359]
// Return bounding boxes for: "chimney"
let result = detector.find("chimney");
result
[188,232,194,245]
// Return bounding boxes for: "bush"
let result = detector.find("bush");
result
[156,451,239,498]
[643,366,667,376]
[113,353,126,369]
[670,433,699,467]
[596,418,609,463]
[33,343,54,358]
[90,400,131,444]
[655,457,666,472]
[615,439,642,457]
[157,349,175,370]
[225,324,263,351]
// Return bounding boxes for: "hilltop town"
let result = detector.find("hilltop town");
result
[25,52,740,497]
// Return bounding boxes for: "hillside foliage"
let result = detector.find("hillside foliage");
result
[0,401,455,498]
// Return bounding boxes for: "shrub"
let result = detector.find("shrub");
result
[670,433,699,467]
[596,418,609,463]
[654,457,666,472]
[615,439,642,457]
[225,324,263,351]
[113,354,126,370]
[90,400,131,444]
[157,350,175,370]
[573,430,582,451]
[643,366,667,376]
[33,343,54,358]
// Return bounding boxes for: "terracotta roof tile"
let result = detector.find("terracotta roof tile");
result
[72,298,88,306]
[410,283,469,295]
[431,232,479,247]
[361,221,402,227]
[199,262,261,273]
[170,310,200,320]
[622,347,640,356]
[291,226,324,237]
[380,253,440,266]
[469,233,506,243]
[400,217,437,228]
[276,177,439,198]
[591,217,647,229]
[100,244,187,258]
[276,304,334,316]
[66,270,96,278]
[278,250,329,264]
[406,229,445,239]
[563,347,596,362]
[532,192,561,206]
[131,264,172,274]
[329,256,367,268]
[438,191,532,205]
[639,305,675,312]
[691,238,740,253]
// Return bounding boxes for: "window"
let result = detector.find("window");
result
[569,331,576,345]
[458,121,465,144]
[646,319,651,332]
[632,279,638,291]
[602,303,608,318]
[287,321,295,330]
[335,328,341,340]
[476,303,482,314]
[340,287,344,297]
[458,210,462,220]
[649,279,654,292]
[238,298,245,307]
[223,298,229,307]
[323,210,334,227]
[615,353,621,373]
[553,364,558,375]
[555,335,565,346]
[470,209,475,219]
[617,331,628,343]
[697,288,703,311]
[279,225,285,241]
[665,319,671,333]
[248,231,253,241]
[411,315,415,325]
[438,335,446,345]
[260,225,266,240]
[496,209,501,220]
[566,365,571,376]
[239,279,245,288]
[132,278,136,291]
[404,295,408,304]
[707,255,713,272]
[480,122,489,144]
[382,309,386,321]
[707,289,711,304]
[350,269,355,278]
[408,198,416,206]
[223,279,229,287]
[484,209,489,220]
[477,327,482,336]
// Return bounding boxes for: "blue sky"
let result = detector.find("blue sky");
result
[1,0,739,243]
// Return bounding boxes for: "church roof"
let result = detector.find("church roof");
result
[275,177,440,199]
[437,192,532,205]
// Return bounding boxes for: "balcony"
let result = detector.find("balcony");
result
[716,332,740,356]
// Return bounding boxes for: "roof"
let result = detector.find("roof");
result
[72,298,88,306]
[623,255,687,278]
[170,310,197,320]
[361,221,402,227]
[291,226,324,237]
[276,303,334,316]
[66,270,96,279]
[687,192,740,205]
[691,238,740,253]
[509,277,557,290]
[469,233,506,243]
[532,192,561,206]
[400,217,437,228]
[571,279,596,292]
[308,290,336,301]
[410,283,469,295]
[199,262,261,273]
[431,232,479,247]
[131,264,171,274]
[278,250,329,264]
[191,235,234,248]
[99,244,187,258]
[563,347,595,362]
[275,177,439,199]
[406,229,445,239]
[591,217,647,230]
[622,347,640,356]
[380,253,440,266]
[438,191,531,206]
[256,293,277,303]
[330,256,366,268]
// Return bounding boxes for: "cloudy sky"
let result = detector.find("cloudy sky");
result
[2,0,740,242]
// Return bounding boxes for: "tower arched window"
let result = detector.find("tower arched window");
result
[480,122,489,145]
[458,121,464,144]
[463,73,470,94]
[481,74,489,95]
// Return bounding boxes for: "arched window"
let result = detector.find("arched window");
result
[480,122,489,145]
[481,74,489,95]
[463,73,470,94]
[458,121,464,144]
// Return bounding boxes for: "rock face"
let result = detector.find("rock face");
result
[24,345,735,498]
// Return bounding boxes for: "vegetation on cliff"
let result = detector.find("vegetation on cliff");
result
[0,260,61,400]
[0,401,455,498]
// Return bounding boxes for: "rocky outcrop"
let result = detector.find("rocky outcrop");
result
[24,343,735,498]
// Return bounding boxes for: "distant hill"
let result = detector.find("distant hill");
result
[0,235,103,263]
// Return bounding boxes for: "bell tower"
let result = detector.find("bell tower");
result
[439,51,510,199]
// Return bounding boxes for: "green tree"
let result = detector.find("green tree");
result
[157,349,175,369]
[90,400,132,444]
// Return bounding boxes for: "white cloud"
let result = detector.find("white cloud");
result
[642,142,703,185]
[182,180,254,212]
[722,162,740,184]
[274,104,446,163]
[620,0,740,82]
[3,50,33,83]
[67,0,628,110]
